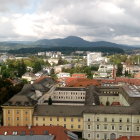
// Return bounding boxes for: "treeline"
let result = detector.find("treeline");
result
[0,78,24,105]
[8,46,124,54]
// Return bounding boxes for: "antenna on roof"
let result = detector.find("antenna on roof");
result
[28,125,31,129]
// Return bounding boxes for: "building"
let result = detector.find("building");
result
[93,64,116,78]
[2,78,140,140]
[72,73,87,78]
[22,72,37,83]
[57,73,71,78]
[87,52,107,66]
[0,126,78,140]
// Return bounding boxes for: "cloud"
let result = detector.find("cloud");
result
[0,0,140,45]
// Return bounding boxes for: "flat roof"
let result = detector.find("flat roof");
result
[123,85,140,97]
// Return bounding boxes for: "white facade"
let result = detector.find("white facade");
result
[83,114,140,140]
[57,72,71,78]
[87,52,102,66]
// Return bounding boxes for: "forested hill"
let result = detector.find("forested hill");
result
[8,46,124,54]
[0,36,137,51]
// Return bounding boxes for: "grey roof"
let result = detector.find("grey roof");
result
[33,104,140,116]
[0,135,54,140]
[33,105,85,117]
[3,95,36,106]
[55,87,86,91]
[84,105,139,115]
[85,86,100,105]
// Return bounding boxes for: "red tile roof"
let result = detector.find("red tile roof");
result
[96,77,140,86]
[72,73,87,78]
[111,102,121,106]
[0,126,71,140]
[116,136,140,140]
[65,77,100,87]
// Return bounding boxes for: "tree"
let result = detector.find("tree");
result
[33,61,42,73]
[48,97,52,105]
[17,60,27,77]
[116,63,123,76]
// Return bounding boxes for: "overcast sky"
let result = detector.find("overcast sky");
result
[0,0,140,45]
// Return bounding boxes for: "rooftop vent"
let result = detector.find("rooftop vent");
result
[4,132,7,135]
[44,130,49,135]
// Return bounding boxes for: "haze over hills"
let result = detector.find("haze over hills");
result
[0,36,138,50]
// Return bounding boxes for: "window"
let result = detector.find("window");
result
[97,125,100,130]
[43,117,45,121]
[25,111,28,115]
[127,118,130,123]
[17,117,19,121]
[126,126,130,131]
[112,118,114,122]
[64,124,66,128]
[88,133,90,138]
[57,117,59,121]
[78,118,81,122]
[137,119,139,123]
[112,125,115,130]
[50,117,52,121]
[36,117,38,121]
[119,118,122,123]
[64,118,66,121]
[119,126,122,130]
[8,110,10,114]
[88,125,91,129]
[8,117,10,121]
[43,124,45,126]
[96,134,100,139]
[104,124,107,130]
[17,110,19,114]
[104,134,107,140]
[78,125,81,129]
[137,127,139,131]
[104,118,107,122]
[25,117,28,121]
[36,123,38,126]
[71,125,73,129]
[88,118,90,122]
[97,117,99,122]
[71,118,73,122]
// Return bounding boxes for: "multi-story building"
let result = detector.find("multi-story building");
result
[2,78,140,140]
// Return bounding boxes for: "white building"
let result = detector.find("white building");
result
[57,72,71,78]
[87,52,102,66]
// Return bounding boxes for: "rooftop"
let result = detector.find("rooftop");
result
[0,126,77,140]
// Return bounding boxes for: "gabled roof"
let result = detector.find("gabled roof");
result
[0,126,75,140]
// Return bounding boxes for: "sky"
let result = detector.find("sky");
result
[0,0,140,45]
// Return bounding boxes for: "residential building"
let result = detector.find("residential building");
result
[57,73,71,78]
[0,126,78,140]
[2,78,140,140]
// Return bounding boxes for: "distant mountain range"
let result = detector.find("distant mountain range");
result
[0,36,138,50]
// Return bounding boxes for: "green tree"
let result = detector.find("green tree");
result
[48,97,52,105]
[33,61,42,73]
[116,63,123,76]
[17,60,27,77]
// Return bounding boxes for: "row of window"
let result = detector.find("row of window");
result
[35,123,81,129]
[102,91,119,94]
[87,124,140,131]
[87,117,133,123]
[53,96,85,100]
[55,92,85,95]
[35,117,81,122]
[7,110,28,115]
[8,117,28,121]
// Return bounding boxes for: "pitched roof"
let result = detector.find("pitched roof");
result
[0,126,75,140]
[65,77,100,87]
[116,136,140,140]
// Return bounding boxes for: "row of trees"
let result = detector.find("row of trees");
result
[0,78,25,105]
[62,65,99,79]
